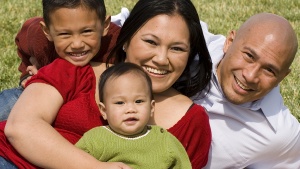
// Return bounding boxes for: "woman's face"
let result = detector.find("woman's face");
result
[124,14,190,93]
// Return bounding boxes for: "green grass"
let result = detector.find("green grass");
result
[1,0,299,120]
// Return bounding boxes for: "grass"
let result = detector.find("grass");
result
[1,0,299,120]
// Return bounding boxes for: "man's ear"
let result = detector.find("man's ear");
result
[99,102,107,120]
[102,15,111,37]
[223,30,236,53]
[40,21,53,41]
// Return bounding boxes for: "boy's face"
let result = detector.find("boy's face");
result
[100,73,155,137]
[42,6,109,66]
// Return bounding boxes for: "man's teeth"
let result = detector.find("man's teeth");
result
[145,67,167,75]
[236,78,251,90]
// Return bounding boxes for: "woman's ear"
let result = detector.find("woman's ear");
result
[102,15,111,37]
[99,102,107,120]
[223,30,236,53]
[40,21,53,41]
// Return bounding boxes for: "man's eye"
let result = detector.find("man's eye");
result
[265,68,276,76]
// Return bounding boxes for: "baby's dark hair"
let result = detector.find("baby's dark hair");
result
[99,63,154,103]
[42,0,106,27]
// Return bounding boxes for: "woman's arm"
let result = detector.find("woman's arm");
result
[4,83,131,169]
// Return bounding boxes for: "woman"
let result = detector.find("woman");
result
[0,0,212,168]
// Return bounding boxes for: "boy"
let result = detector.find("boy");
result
[76,62,192,169]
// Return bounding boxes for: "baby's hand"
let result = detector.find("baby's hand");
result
[99,162,132,169]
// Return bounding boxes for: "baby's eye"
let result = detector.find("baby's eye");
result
[115,101,124,105]
[135,100,144,103]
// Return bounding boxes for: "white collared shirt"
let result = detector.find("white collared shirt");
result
[194,26,300,168]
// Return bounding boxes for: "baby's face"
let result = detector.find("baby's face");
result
[100,73,155,137]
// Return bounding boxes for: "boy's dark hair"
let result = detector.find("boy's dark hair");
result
[99,62,154,103]
[107,0,212,97]
[42,0,106,27]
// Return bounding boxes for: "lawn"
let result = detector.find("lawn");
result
[1,0,299,120]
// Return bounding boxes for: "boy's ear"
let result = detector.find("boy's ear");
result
[99,102,107,120]
[40,21,53,41]
[223,30,236,53]
[102,15,111,37]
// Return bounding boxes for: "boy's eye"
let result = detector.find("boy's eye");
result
[83,29,93,34]
[58,32,69,36]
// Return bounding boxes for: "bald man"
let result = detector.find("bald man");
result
[193,13,300,168]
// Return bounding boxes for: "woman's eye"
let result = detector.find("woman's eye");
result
[145,40,157,45]
[172,47,184,51]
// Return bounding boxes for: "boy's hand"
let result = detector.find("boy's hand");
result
[20,65,39,88]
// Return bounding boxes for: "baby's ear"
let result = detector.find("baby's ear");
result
[99,102,107,120]
[150,100,155,117]
[40,21,53,41]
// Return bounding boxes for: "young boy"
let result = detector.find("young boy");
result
[76,62,192,169]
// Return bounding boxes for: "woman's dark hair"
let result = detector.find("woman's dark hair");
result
[99,62,153,103]
[42,0,106,27]
[107,0,211,97]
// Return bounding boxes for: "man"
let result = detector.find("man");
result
[194,13,300,168]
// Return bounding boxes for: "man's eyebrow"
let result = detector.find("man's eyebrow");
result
[244,46,258,57]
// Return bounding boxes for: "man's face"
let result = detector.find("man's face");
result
[217,30,291,104]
